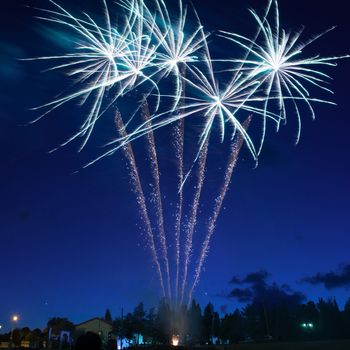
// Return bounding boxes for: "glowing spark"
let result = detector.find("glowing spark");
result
[115,110,165,297]
[173,65,187,307]
[187,117,251,304]
[173,119,184,306]
[180,135,209,306]
[141,99,172,301]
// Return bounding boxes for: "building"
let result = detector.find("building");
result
[75,318,113,345]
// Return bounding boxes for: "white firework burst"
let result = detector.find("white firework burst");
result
[219,0,349,152]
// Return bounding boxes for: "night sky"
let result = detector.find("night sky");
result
[1,0,350,332]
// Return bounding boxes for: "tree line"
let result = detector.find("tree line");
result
[1,297,350,347]
[113,297,350,345]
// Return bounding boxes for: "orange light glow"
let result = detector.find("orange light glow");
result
[171,335,179,347]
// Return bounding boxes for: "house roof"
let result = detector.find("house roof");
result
[75,317,113,328]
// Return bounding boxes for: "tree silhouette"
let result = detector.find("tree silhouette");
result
[104,309,113,323]
[202,303,214,344]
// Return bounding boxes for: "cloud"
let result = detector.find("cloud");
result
[227,270,305,306]
[302,264,350,289]
[230,270,269,285]
[228,288,253,303]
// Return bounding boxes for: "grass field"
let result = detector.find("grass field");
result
[204,340,350,350]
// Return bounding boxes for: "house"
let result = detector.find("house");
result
[75,318,113,344]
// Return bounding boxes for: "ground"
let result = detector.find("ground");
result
[192,340,350,350]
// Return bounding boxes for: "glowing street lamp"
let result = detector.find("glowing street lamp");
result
[10,315,19,348]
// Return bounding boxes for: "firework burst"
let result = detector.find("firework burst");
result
[116,44,279,186]
[27,0,161,151]
[26,0,348,307]
[119,0,208,110]
[219,0,349,152]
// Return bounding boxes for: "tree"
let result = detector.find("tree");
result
[154,298,172,344]
[212,312,221,342]
[188,300,202,344]
[12,328,21,347]
[21,327,32,342]
[202,303,214,344]
[31,328,44,346]
[144,307,157,344]
[317,298,344,340]
[105,309,113,323]
[122,313,136,345]
[132,302,146,344]
[343,298,350,338]
[297,301,319,341]
[47,317,75,334]
[220,309,244,344]
[242,304,263,340]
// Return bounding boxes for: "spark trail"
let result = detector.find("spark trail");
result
[141,99,171,301]
[115,110,165,297]
[173,117,184,306]
[180,135,210,305]
[187,117,251,305]
[173,65,186,306]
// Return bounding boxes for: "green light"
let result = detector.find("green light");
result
[301,322,314,329]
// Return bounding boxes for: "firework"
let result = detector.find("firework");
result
[173,64,187,306]
[187,117,251,305]
[141,99,172,301]
[27,0,348,306]
[173,115,185,306]
[219,0,349,152]
[180,135,209,305]
[116,43,278,184]
[27,0,161,151]
[115,110,166,297]
[119,0,208,110]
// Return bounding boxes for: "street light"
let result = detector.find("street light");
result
[10,315,19,348]
[301,322,314,329]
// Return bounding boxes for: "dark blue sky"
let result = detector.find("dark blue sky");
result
[1,0,350,332]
